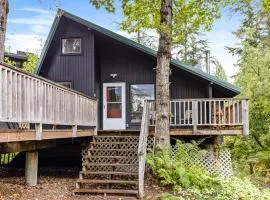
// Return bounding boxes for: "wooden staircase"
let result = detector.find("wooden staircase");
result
[74,135,140,197]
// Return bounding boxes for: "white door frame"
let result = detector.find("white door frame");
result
[103,82,126,130]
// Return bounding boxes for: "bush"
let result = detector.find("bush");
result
[147,140,220,191]
[147,140,270,200]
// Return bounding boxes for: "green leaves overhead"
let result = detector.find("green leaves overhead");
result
[89,0,116,13]
[89,0,228,44]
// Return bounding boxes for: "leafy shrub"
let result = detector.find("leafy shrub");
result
[147,140,270,200]
[147,140,220,191]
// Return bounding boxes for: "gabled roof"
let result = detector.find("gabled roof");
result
[36,9,240,94]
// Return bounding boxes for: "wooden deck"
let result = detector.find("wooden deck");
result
[0,129,96,143]
[0,63,248,145]
[0,63,97,144]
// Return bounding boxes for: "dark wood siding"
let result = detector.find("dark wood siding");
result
[38,16,235,130]
[95,33,208,129]
[39,16,95,97]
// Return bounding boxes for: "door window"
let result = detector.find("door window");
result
[107,87,122,118]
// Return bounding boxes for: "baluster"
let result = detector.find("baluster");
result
[228,100,231,125]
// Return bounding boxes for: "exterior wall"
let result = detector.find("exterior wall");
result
[38,17,235,130]
[39,16,96,97]
[95,33,208,129]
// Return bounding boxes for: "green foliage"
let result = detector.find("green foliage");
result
[214,60,228,81]
[147,141,220,191]
[89,0,229,44]
[4,56,16,66]
[22,53,38,74]
[148,141,270,199]
[225,32,270,176]
[224,1,270,178]
[173,32,208,66]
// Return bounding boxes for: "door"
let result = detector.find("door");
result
[103,83,126,130]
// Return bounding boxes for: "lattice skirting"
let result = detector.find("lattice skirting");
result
[81,136,232,177]
[171,146,233,177]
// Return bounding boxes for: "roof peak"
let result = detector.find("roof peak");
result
[35,9,240,94]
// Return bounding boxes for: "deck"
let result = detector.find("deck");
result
[0,62,249,145]
[0,62,97,145]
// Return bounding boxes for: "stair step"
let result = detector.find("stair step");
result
[80,171,138,176]
[74,188,138,195]
[77,179,137,184]
[82,162,138,167]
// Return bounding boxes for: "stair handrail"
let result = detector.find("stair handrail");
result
[138,100,150,199]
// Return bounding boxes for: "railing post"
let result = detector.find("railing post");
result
[138,101,149,199]
[73,94,78,137]
[242,100,249,136]
[72,125,77,138]
[192,101,198,133]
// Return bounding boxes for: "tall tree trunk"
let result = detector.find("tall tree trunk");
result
[155,0,172,146]
[0,0,8,62]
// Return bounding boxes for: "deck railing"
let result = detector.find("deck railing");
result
[149,98,249,135]
[0,63,97,139]
[138,101,150,199]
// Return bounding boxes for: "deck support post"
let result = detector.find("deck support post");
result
[25,151,38,186]
[35,123,42,140]
[192,101,198,133]
[207,136,223,159]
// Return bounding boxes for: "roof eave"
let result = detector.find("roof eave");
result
[35,9,62,74]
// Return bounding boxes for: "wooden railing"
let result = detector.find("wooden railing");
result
[149,98,249,135]
[138,101,150,199]
[0,63,97,139]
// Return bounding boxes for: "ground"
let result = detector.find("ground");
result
[0,167,168,200]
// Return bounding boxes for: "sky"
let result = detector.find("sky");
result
[6,0,242,81]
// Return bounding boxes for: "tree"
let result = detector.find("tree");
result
[0,0,8,62]
[22,53,39,73]
[173,32,208,66]
[132,30,158,50]
[225,1,270,172]
[227,0,270,55]
[89,0,230,146]
[212,59,228,81]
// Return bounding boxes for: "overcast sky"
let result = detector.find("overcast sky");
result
[7,0,242,82]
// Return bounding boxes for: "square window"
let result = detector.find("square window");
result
[62,38,82,54]
[130,84,154,123]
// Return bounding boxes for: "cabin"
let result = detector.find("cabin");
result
[36,9,246,134]
[0,9,249,198]
[4,51,28,68]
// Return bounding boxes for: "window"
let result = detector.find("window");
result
[62,38,82,54]
[130,84,154,123]
[58,82,72,88]
[107,87,122,118]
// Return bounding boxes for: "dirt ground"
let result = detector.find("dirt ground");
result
[0,167,168,200]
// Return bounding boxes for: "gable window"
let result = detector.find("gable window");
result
[130,84,154,123]
[62,38,82,54]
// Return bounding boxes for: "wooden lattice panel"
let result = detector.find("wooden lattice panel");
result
[147,136,155,151]
[87,149,137,157]
[85,156,138,164]
[171,146,233,177]
[91,142,138,149]
[93,136,139,143]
